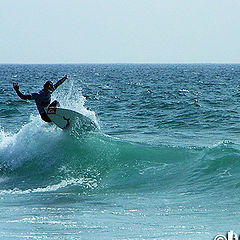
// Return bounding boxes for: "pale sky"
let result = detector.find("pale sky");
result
[1,0,240,64]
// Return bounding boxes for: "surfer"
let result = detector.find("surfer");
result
[13,75,68,122]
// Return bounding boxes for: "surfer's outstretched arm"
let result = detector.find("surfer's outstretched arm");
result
[13,83,31,100]
[54,75,68,89]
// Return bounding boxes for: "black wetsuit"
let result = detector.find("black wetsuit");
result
[31,90,52,122]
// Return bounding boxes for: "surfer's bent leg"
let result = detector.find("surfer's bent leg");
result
[40,112,52,122]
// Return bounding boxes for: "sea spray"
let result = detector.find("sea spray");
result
[53,79,100,129]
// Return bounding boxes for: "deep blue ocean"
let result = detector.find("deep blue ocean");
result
[1,64,240,239]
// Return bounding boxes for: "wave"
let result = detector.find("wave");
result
[1,116,240,195]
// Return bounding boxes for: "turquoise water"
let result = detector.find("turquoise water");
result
[1,64,240,239]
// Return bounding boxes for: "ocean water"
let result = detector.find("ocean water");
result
[1,64,240,239]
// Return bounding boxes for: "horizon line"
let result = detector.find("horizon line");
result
[1,62,240,65]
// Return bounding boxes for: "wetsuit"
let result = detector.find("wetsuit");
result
[16,89,53,122]
[31,89,53,122]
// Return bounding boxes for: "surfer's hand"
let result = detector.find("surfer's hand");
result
[13,83,19,91]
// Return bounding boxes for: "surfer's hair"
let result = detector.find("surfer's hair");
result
[44,81,54,91]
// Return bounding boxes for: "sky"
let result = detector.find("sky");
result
[0,0,240,64]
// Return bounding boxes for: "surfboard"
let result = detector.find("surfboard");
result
[46,106,97,131]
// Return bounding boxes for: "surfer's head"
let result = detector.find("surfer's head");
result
[43,81,54,93]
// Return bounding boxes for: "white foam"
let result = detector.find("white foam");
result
[0,177,98,195]
[0,116,62,170]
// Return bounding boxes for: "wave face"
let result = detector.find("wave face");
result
[1,122,240,196]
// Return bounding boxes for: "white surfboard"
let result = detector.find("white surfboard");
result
[46,106,97,131]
